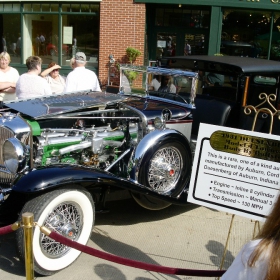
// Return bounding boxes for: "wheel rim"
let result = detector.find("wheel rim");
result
[147,146,182,193]
[40,201,83,258]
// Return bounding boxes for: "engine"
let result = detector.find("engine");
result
[33,119,139,170]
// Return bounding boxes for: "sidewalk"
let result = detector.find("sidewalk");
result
[0,198,256,280]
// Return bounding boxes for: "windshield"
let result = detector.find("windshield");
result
[119,64,198,103]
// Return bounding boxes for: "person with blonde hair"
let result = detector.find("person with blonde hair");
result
[221,193,280,279]
[16,56,51,99]
[0,51,19,101]
[40,62,65,94]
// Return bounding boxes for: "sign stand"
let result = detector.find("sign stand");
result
[216,93,279,275]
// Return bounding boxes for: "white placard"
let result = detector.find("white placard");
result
[188,123,280,221]
[63,26,73,45]
[157,40,166,48]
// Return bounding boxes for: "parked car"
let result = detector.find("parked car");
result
[1,56,280,275]
[0,66,196,275]
[160,55,280,136]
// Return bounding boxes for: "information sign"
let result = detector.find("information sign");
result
[63,26,73,45]
[188,123,280,221]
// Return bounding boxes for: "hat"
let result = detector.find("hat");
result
[75,52,86,63]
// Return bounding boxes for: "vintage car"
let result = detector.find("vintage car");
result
[1,56,280,275]
[160,55,280,136]
[0,66,197,275]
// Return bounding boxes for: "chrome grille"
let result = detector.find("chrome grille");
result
[0,126,15,185]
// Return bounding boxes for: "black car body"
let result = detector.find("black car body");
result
[0,66,196,275]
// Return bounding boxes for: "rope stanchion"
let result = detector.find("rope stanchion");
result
[39,225,226,277]
[0,222,20,235]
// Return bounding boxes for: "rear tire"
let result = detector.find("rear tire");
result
[132,138,192,210]
[16,188,94,275]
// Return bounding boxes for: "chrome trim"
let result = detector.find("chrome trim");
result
[122,104,148,140]
[105,148,132,172]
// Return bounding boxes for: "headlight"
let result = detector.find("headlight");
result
[154,117,164,129]
[3,138,29,174]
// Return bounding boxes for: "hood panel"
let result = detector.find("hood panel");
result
[5,91,126,119]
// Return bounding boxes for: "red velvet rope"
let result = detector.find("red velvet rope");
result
[49,231,226,277]
[0,224,15,235]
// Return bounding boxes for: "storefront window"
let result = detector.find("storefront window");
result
[184,33,206,55]
[62,13,99,68]
[222,9,271,59]
[0,3,100,70]
[270,12,280,61]
[23,14,59,65]
[1,14,21,63]
[156,33,176,58]
[155,7,210,29]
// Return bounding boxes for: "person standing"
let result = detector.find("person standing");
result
[40,62,66,94]
[221,193,280,280]
[35,34,41,55]
[64,52,101,92]
[2,35,7,52]
[40,33,46,55]
[149,75,161,91]
[16,33,21,56]
[16,55,52,99]
[184,41,191,55]
[0,52,19,102]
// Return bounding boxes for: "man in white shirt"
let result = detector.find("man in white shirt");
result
[64,52,101,93]
[16,56,52,99]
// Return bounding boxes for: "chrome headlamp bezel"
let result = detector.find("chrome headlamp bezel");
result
[3,138,29,174]
[154,116,164,129]
[154,108,172,129]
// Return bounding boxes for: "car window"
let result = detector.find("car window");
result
[254,76,277,85]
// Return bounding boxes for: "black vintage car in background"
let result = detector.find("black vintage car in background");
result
[160,55,280,137]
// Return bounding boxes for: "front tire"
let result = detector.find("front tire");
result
[16,188,95,276]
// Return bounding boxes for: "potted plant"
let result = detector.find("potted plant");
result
[124,47,141,85]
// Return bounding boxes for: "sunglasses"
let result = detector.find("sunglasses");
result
[52,69,59,72]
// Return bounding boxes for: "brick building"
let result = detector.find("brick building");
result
[99,0,145,86]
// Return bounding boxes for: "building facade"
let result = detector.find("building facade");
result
[1,0,280,87]
[0,0,145,87]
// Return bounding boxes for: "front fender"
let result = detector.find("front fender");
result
[11,164,189,205]
[12,165,123,193]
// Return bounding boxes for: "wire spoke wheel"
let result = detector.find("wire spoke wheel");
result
[16,188,94,276]
[40,202,83,258]
[148,146,182,193]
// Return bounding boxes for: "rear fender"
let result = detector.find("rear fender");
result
[130,129,192,184]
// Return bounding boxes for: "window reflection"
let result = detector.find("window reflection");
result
[1,14,21,63]
[270,12,280,61]
[23,14,59,65]
[155,7,210,28]
[61,14,99,68]
[222,9,272,59]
